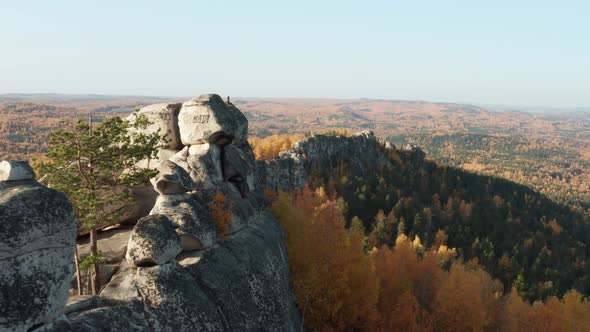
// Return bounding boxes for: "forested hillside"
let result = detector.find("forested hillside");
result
[261,132,590,330]
[388,132,590,211]
[254,132,590,298]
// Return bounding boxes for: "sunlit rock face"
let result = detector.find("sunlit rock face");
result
[178,94,248,146]
[0,162,77,332]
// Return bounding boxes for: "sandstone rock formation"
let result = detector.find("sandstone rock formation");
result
[0,161,77,332]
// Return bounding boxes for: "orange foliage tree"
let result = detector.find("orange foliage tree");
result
[209,191,233,239]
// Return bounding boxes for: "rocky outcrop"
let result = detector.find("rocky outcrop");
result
[5,95,301,331]
[80,210,299,332]
[293,130,386,176]
[0,162,77,332]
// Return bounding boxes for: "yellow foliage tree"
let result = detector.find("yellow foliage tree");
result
[272,189,379,331]
[432,264,487,332]
[248,133,306,159]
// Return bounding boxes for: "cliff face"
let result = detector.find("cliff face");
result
[293,131,390,176]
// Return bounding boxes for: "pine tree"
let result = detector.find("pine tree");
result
[41,114,160,294]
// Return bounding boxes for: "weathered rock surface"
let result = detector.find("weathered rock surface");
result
[135,262,225,331]
[0,180,77,332]
[222,144,255,196]
[187,143,223,189]
[99,260,139,301]
[149,193,216,249]
[126,102,183,150]
[125,215,182,267]
[0,160,35,182]
[120,185,159,225]
[40,211,301,332]
[182,211,300,331]
[178,94,248,145]
[150,160,196,195]
[255,157,306,192]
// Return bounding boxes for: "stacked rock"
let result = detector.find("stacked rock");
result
[148,161,216,251]
[177,94,255,197]
[0,161,77,332]
[124,94,259,259]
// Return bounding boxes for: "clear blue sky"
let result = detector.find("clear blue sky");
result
[1,1,588,107]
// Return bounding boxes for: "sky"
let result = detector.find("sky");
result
[0,0,589,107]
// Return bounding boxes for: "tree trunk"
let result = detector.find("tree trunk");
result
[89,228,100,295]
[74,246,83,296]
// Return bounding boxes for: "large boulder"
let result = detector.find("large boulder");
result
[178,94,248,145]
[0,180,77,331]
[149,194,216,250]
[150,160,196,195]
[126,102,183,150]
[187,143,223,189]
[125,214,182,268]
[0,160,35,182]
